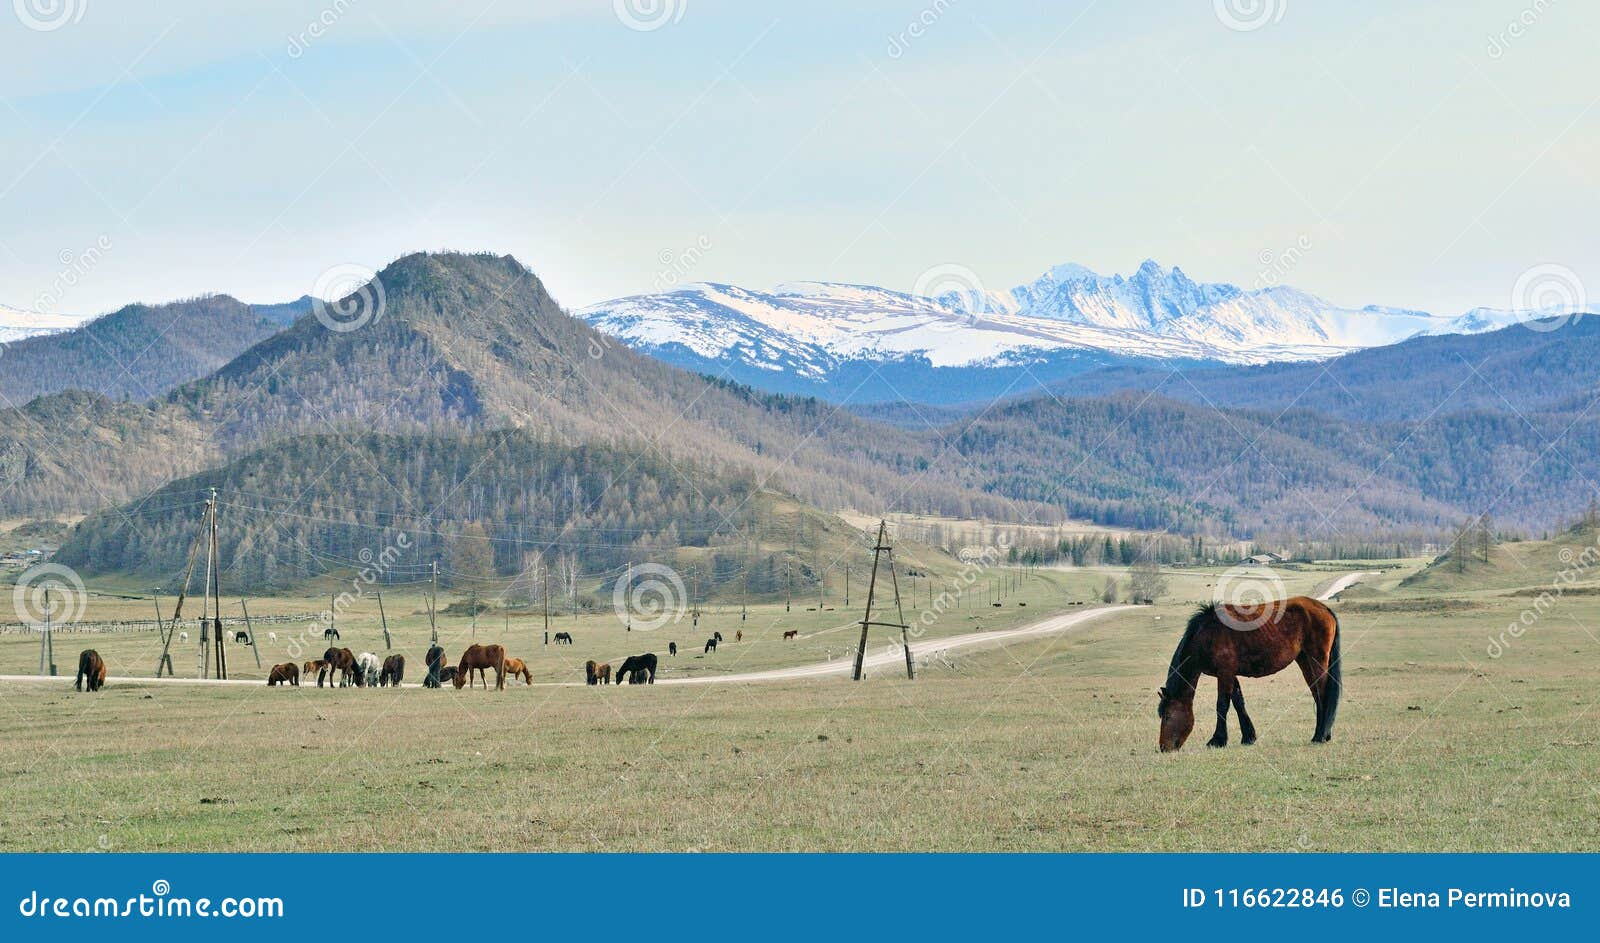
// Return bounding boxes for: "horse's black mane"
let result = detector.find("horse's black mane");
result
[1164,604,1218,697]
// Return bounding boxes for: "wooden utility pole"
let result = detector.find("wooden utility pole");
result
[240,598,262,668]
[377,590,391,650]
[542,566,550,645]
[210,489,227,680]
[428,560,439,644]
[38,588,54,676]
[156,498,210,677]
[625,562,632,632]
[844,566,850,608]
[852,520,914,681]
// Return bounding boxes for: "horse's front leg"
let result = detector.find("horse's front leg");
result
[1206,673,1234,748]
[1231,683,1257,745]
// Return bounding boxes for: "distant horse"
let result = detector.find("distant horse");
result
[503,657,532,685]
[782,630,798,640]
[668,642,677,656]
[321,647,357,687]
[380,654,406,687]
[303,659,328,683]
[74,650,106,692]
[553,632,573,645]
[735,630,742,643]
[585,660,611,685]
[1158,597,1342,752]
[234,631,250,644]
[267,662,300,686]
[437,666,459,686]
[424,645,446,688]
[454,643,507,690]
[324,627,341,640]
[355,652,381,688]
[616,653,657,685]
[704,637,718,654]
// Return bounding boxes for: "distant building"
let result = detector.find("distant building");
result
[1245,552,1285,566]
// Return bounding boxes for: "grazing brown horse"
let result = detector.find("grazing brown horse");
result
[75,649,106,692]
[1158,597,1342,752]
[582,661,611,685]
[735,630,742,643]
[782,630,798,640]
[453,643,506,690]
[321,647,357,687]
[503,657,532,685]
[267,662,300,686]
[437,666,459,686]
[303,659,328,682]
[379,654,406,687]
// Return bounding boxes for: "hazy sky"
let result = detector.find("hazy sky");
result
[2,0,1596,319]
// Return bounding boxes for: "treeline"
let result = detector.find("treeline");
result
[54,431,778,593]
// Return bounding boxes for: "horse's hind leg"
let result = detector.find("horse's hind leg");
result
[1297,655,1329,743]
[1206,673,1234,748]
[1231,684,1257,745]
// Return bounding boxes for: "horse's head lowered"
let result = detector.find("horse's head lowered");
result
[1157,685,1195,752]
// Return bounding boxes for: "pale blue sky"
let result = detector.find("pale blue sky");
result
[1,0,1596,319]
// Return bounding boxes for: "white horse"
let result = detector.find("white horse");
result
[355,651,381,687]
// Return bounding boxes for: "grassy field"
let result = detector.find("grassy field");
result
[1,552,1596,852]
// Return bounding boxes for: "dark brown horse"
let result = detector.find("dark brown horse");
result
[454,643,506,690]
[75,650,106,692]
[321,647,357,687]
[437,666,459,686]
[1158,597,1342,752]
[379,654,406,687]
[782,630,798,640]
[267,662,300,686]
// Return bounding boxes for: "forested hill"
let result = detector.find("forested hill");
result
[55,431,768,592]
[1027,314,1600,423]
[0,294,309,405]
[1,252,1033,526]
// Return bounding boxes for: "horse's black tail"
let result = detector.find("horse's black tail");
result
[1323,612,1343,737]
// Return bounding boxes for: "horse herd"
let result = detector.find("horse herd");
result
[65,595,1345,753]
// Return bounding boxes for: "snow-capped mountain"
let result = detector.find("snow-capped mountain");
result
[577,261,1464,403]
[0,303,83,344]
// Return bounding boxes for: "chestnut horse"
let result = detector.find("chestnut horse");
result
[321,647,357,687]
[1158,597,1342,752]
[503,657,532,685]
[585,661,611,685]
[380,654,406,687]
[453,643,506,690]
[303,659,328,682]
[267,662,300,686]
[75,649,106,692]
